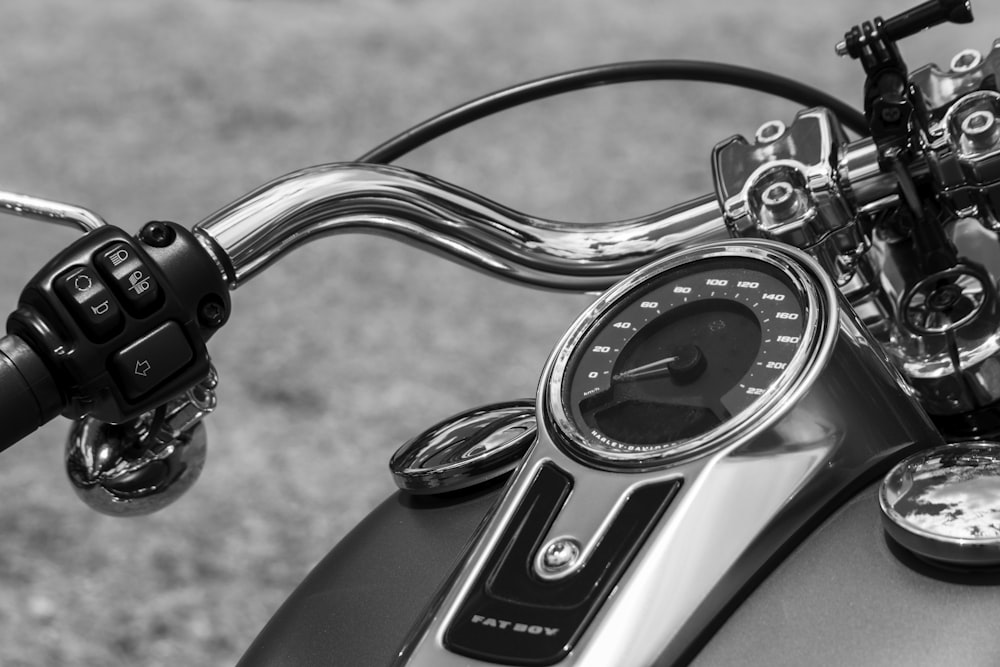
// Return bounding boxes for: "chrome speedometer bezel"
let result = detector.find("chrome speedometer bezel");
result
[543,240,838,468]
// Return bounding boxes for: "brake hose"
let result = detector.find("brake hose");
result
[358,60,868,164]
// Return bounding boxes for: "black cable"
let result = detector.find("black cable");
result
[358,60,868,164]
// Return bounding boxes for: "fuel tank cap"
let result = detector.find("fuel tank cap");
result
[880,441,1000,567]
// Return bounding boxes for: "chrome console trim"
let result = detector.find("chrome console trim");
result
[397,241,943,666]
[192,163,727,292]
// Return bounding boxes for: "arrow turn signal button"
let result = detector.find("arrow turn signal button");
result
[111,322,193,400]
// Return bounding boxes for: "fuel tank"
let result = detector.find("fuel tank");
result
[237,476,1000,666]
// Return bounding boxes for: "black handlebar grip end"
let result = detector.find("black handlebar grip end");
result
[0,335,62,453]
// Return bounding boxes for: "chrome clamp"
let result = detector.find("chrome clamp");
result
[65,367,218,516]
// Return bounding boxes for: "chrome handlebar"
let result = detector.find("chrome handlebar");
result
[0,135,889,292]
[190,163,727,292]
[189,140,890,292]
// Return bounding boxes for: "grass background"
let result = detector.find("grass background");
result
[0,1,997,665]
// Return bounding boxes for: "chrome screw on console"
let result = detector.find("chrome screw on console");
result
[537,538,582,577]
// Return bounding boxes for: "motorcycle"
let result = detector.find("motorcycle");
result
[4,0,1000,665]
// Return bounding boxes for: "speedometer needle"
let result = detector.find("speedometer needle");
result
[613,345,705,383]
[612,356,679,381]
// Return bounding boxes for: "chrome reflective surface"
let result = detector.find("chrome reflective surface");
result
[714,108,854,249]
[193,162,727,292]
[546,243,825,467]
[397,240,943,666]
[917,51,1000,230]
[390,400,536,494]
[65,369,217,516]
[0,189,106,232]
[535,537,583,578]
[878,219,1000,416]
[839,138,902,207]
[190,143,895,296]
[714,108,874,304]
[881,440,1000,567]
[708,91,1000,423]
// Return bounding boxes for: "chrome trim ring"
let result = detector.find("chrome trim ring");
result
[544,240,837,467]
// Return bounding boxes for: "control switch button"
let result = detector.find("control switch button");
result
[54,266,123,341]
[95,242,161,316]
[111,322,193,400]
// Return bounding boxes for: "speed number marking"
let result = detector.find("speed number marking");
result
[565,257,807,447]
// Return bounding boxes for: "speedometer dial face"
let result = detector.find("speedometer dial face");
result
[550,246,822,466]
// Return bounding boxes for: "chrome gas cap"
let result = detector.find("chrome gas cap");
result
[881,441,1000,567]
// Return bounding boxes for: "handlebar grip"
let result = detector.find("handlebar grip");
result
[0,335,62,452]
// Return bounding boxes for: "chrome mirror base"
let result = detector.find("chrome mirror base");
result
[390,400,536,495]
[65,369,217,516]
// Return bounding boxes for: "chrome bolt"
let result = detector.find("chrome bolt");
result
[963,110,996,136]
[961,109,999,151]
[760,180,803,224]
[951,49,983,73]
[762,181,794,207]
[540,538,581,573]
[754,120,786,145]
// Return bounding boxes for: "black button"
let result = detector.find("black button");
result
[94,242,161,316]
[111,322,193,400]
[54,266,124,341]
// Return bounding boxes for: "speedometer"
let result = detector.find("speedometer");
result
[545,242,830,467]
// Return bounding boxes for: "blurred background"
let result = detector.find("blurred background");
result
[0,0,997,665]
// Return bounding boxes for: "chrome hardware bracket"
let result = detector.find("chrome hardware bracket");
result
[712,107,861,278]
[711,107,890,331]
[910,38,1000,124]
[65,367,217,516]
[923,85,1000,230]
